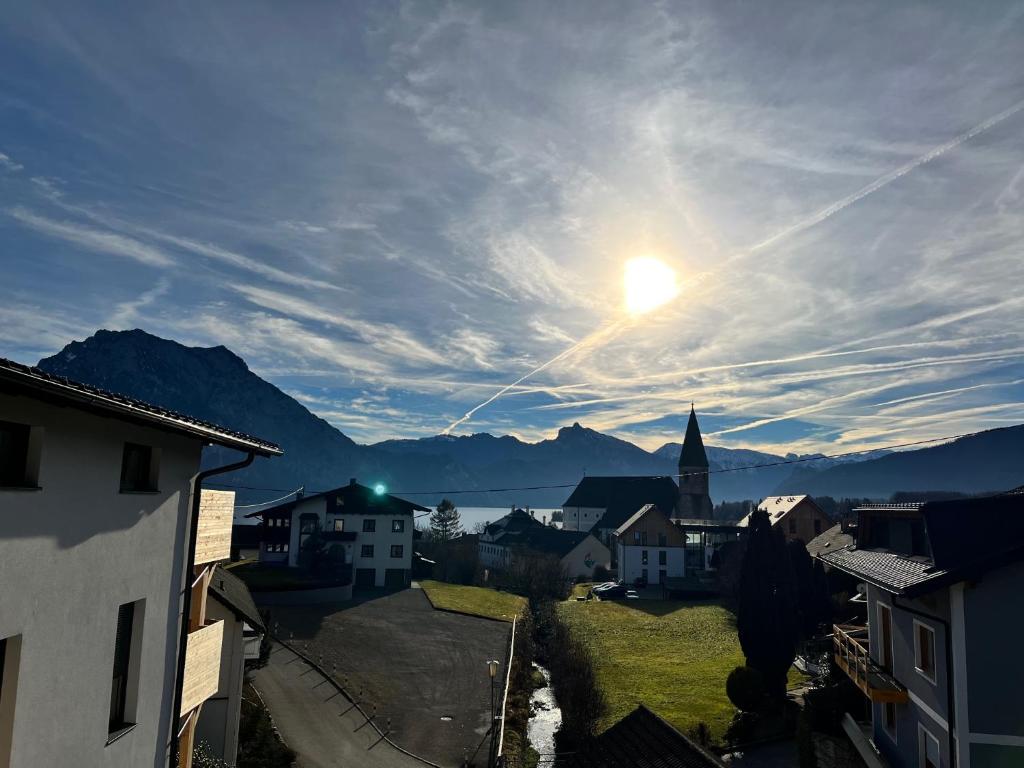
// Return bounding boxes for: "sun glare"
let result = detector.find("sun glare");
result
[623,257,679,315]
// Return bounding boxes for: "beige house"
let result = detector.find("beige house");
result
[738,495,831,543]
[614,504,686,586]
[0,358,279,768]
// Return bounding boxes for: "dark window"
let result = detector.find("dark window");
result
[657,533,667,546]
[814,519,822,535]
[658,550,667,565]
[109,603,135,732]
[333,519,344,532]
[0,421,31,487]
[282,544,289,553]
[883,702,896,737]
[633,531,641,544]
[916,623,936,679]
[361,544,374,558]
[119,443,156,492]
[641,550,648,565]
[392,519,405,533]
[299,514,319,534]
[363,519,376,532]
[283,517,290,527]
[390,545,404,558]
[0,636,6,698]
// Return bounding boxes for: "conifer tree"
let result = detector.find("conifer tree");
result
[430,498,463,542]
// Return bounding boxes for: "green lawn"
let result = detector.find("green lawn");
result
[419,580,527,622]
[557,599,806,743]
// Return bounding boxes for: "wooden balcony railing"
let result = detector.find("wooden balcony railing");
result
[833,623,908,704]
[195,489,234,565]
[180,620,224,715]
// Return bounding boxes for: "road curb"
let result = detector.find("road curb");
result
[269,634,442,768]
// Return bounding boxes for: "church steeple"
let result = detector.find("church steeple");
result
[675,404,713,519]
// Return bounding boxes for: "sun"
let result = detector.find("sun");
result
[623,257,679,315]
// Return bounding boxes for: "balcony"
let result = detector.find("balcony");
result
[180,620,224,715]
[833,623,908,704]
[195,489,234,565]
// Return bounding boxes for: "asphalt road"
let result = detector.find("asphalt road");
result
[268,587,512,768]
[251,643,426,768]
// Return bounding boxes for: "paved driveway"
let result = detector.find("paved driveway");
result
[251,644,425,768]
[267,587,512,768]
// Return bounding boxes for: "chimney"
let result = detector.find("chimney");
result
[296,485,305,500]
[530,509,535,518]
[350,478,357,486]
[542,515,547,526]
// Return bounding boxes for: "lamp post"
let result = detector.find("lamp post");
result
[487,659,500,768]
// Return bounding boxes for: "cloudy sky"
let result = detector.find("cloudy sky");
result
[2,1,1023,453]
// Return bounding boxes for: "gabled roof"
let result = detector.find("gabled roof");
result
[805,524,853,559]
[0,357,281,456]
[512,527,592,558]
[247,479,429,518]
[484,508,545,537]
[209,566,264,630]
[818,547,944,594]
[737,495,823,527]
[563,476,679,531]
[566,705,722,768]
[678,406,709,469]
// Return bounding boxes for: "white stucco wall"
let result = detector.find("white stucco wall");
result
[616,542,685,585]
[194,599,246,766]
[0,392,200,768]
[561,506,605,532]
[560,535,611,579]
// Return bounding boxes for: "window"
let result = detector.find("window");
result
[119,443,157,492]
[641,550,648,565]
[657,533,667,546]
[883,701,897,740]
[658,550,667,566]
[363,519,376,533]
[914,621,936,682]
[0,421,36,488]
[109,603,137,734]
[877,603,894,671]
[361,544,374,558]
[919,724,939,768]
[333,519,345,532]
[282,544,289,553]
[390,545,404,558]
[392,519,405,533]
[814,519,822,535]
[299,514,319,534]
[283,517,290,527]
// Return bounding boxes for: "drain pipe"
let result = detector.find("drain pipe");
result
[170,450,256,767]
[892,596,956,768]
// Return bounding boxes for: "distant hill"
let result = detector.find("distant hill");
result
[31,329,1022,511]
[776,427,1024,498]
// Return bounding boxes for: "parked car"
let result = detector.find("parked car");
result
[595,584,638,600]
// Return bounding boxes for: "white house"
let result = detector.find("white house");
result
[614,504,686,586]
[195,567,264,767]
[251,478,427,589]
[0,357,280,768]
[737,495,832,543]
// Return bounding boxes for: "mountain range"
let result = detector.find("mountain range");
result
[32,329,1024,510]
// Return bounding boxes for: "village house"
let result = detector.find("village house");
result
[195,567,264,766]
[250,479,427,589]
[738,494,832,543]
[479,507,610,579]
[817,490,1024,768]
[614,504,686,586]
[0,358,280,768]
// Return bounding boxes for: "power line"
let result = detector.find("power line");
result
[207,428,981,500]
[232,487,306,509]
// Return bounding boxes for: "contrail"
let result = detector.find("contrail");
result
[443,319,627,434]
[748,97,1024,253]
[444,97,1024,432]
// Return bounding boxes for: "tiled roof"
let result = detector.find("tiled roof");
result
[563,476,679,531]
[0,357,281,456]
[512,527,591,558]
[818,547,947,593]
[566,705,722,768]
[738,495,822,527]
[249,480,429,518]
[209,566,264,630]
[805,524,854,558]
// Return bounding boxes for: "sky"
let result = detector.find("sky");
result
[2,1,1023,454]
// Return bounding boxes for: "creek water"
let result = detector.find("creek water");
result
[527,663,562,762]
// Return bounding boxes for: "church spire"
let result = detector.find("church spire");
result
[678,404,709,468]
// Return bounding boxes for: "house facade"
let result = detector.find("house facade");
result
[738,495,831,543]
[252,479,426,589]
[819,492,1024,768]
[614,504,686,586]
[479,508,610,579]
[0,358,280,768]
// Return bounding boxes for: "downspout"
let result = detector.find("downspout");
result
[892,595,956,768]
[170,450,256,767]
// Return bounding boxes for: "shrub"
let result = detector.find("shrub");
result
[592,564,611,582]
[686,722,711,747]
[726,666,767,713]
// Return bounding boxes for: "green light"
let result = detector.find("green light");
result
[374,483,386,495]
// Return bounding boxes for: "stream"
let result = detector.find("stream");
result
[527,663,562,762]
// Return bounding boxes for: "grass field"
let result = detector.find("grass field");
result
[558,599,806,743]
[419,580,527,622]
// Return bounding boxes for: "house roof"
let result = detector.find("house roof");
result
[484,508,545,537]
[805,524,854,559]
[566,705,722,768]
[818,488,1024,596]
[512,527,591,558]
[737,495,821,527]
[247,479,429,518]
[678,406,710,469]
[0,357,281,456]
[563,476,679,532]
[209,566,264,630]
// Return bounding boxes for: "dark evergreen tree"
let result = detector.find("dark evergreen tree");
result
[737,508,799,699]
[788,539,818,639]
[430,498,463,542]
